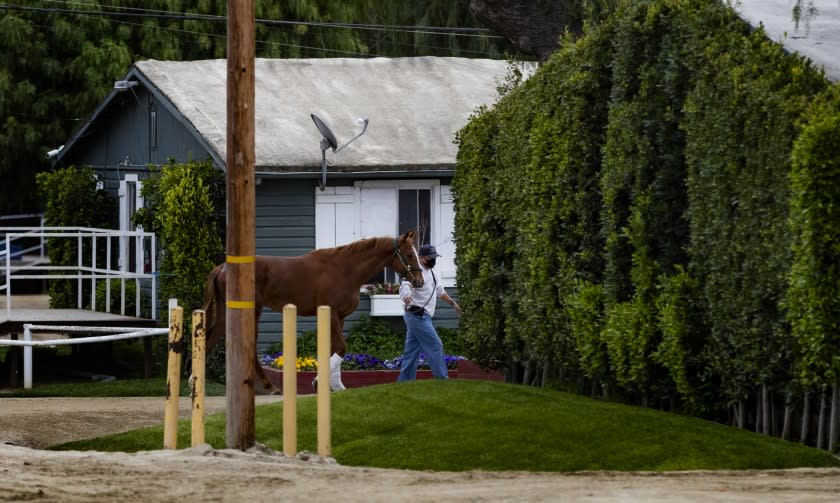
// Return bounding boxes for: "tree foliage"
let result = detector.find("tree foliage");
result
[454,0,839,442]
[787,86,840,388]
[134,159,224,313]
[0,0,512,215]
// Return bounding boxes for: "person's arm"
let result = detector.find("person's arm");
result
[399,280,413,305]
[440,291,462,316]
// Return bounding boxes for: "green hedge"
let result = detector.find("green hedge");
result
[453,0,839,441]
[134,159,224,380]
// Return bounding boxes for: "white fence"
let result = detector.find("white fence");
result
[0,299,178,389]
[1,226,158,319]
[4,324,169,388]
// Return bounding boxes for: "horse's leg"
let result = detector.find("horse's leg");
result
[253,305,281,395]
[328,312,347,391]
[332,312,348,357]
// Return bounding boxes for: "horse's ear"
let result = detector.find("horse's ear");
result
[402,229,416,244]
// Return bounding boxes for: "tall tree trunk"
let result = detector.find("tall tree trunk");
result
[737,400,745,429]
[829,381,839,452]
[817,388,827,450]
[762,384,770,435]
[542,358,554,388]
[800,392,811,445]
[522,360,534,386]
[781,392,792,441]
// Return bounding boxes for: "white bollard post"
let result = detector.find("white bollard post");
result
[23,324,33,389]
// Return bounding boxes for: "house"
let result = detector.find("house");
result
[52,56,514,348]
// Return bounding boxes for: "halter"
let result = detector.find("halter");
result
[393,238,421,283]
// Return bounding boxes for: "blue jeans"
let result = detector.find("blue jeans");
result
[398,311,449,381]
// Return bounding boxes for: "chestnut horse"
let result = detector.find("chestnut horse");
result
[203,230,423,393]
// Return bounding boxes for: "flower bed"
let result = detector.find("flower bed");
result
[261,367,449,394]
[259,352,504,394]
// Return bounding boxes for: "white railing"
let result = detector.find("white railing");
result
[5,324,169,388]
[1,226,158,320]
[0,214,46,261]
[0,299,177,389]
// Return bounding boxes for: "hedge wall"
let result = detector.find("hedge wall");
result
[453,0,840,447]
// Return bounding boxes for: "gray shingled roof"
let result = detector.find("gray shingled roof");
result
[134,57,514,174]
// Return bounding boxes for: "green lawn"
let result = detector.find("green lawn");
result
[50,379,840,472]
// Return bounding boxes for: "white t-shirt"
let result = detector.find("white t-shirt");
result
[399,265,445,317]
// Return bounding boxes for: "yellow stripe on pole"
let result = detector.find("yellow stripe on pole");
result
[226,255,256,264]
[226,300,255,309]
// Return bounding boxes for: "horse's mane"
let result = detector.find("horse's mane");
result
[309,236,393,258]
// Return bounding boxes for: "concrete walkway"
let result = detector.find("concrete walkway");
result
[736,0,840,81]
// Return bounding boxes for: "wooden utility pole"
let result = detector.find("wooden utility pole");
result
[225,0,256,450]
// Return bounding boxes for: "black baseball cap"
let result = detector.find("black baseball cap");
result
[418,244,441,257]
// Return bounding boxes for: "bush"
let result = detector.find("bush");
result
[346,316,403,359]
[133,159,225,381]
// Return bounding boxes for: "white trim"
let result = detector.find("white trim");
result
[118,174,144,273]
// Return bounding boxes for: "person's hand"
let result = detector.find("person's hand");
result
[403,295,412,305]
[452,301,462,317]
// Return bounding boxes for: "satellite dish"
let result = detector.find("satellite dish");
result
[311,114,369,191]
[311,114,338,151]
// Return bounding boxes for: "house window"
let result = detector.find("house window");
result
[364,188,432,284]
[399,189,432,244]
[315,180,456,286]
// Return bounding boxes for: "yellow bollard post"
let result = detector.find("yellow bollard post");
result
[282,304,297,456]
[191,309,206,447]
[163,305,184,449]
[316,305,331,458]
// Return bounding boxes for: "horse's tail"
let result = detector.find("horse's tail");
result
[203,264,224,341]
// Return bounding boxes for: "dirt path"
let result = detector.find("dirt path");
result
[0,397,839,501]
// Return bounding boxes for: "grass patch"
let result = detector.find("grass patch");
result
[1,377,225,397]
[52,380,839,472]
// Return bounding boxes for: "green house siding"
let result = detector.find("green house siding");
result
[65,86,210,194]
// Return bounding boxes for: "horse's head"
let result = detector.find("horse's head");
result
[393,229,424,288]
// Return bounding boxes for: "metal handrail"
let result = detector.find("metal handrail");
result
[1,226,158,320]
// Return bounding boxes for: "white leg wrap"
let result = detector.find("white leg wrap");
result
[330,353,346,391]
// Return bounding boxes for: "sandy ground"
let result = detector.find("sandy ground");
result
[2,295,840,501]
[0,396,839,502]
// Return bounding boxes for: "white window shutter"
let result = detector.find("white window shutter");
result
[359,184,397,238]
[315,186,355,248]
[438,185,456,286]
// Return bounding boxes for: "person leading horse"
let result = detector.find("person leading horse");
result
[203,229,424,393]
